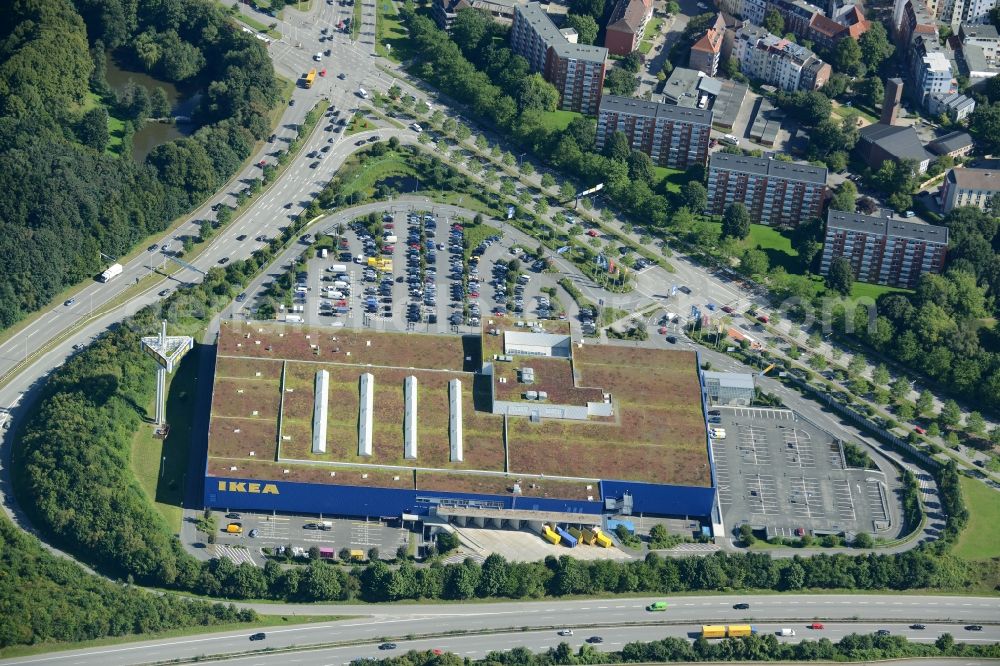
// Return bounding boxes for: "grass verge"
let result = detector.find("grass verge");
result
[346,113,376,136]
[0,615,346,659]
[352,0,362,40]
[952,476,1000,561]
[130,348,200,532]
[375,0,407,61]
[850,281,911,301]
[537,109,579,132]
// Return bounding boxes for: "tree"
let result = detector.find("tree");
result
[437,531,460,552]
[847,354,866,378]
[738,524,756,545]
[833,37,865,77]
[939,399,962,428]
[566,13,599,44]
[621,51,642,73]
[829,180,857,212]
[853,532,873,548]
[858,22,894,71]
[856,77,884,110]
[572,0,606,20]
[559,180,577,201]
[910,390,932,417]
[873,364,890,386]
[763,8,784,35]
[721,202,751,240]
[368,547,380,561]
[517,73,559,113]
[821,72,850,99]
[682,181,707,211]
[150,87,172,118]
[827,257,854,296]
[789,216,824,271]
[967,411,986,435]
[969,102,1000,154]
[541,173,556,189]
[605,68,639,96]
[77,107,109,152]
[339,547,352,561]
[534,198,549,215]
[627,150,654,184]
[890,376,910,400]
[741,248,769,276]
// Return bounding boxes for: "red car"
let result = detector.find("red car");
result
[721,305,734,313]
[756,314,769,324]
[452,224,464,231]
[384,223,394,229]
[809,623,824,630]
[914,426,926,435]
[432,649,443,655]
[586,229,599,237]
[257,160,267,167]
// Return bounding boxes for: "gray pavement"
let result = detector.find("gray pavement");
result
[3,594,998,666]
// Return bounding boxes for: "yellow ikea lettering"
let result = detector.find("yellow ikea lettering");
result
[216,480,279,494]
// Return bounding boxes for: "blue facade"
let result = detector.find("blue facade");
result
[206,475,715,520]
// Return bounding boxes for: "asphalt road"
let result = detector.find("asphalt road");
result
[4,595,997,666]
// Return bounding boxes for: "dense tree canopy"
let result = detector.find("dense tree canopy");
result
[0,0,279,331]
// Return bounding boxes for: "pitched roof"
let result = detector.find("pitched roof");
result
[927,131,973,155]
[859,123,932,163]
[809,13,846,38]
[946,167,1000,191]
[607,0,652,34]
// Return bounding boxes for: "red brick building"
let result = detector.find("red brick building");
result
[603,0,653,56]
[595,96,713,169]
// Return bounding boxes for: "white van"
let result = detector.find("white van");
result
[384,235,397,244]
[721,134,739,146]
[330,263,348,273]
[410,122,423,133]
[779,628,796,637]
[710,427,727,439]
[357,87,369,99]
[314,52,323,61]
[320,521,333,530]
[295,285,308,293]
[285,314,303,323]
[333,280,349,289]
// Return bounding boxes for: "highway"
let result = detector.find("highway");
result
[3,595,998,666]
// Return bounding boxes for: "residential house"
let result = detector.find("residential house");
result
[940,167,1000,211]
[604,0,653,55]
[690,14,727,76]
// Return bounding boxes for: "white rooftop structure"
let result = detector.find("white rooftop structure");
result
[503,331,572,357]
[312,370,329,454]
[359,373,374,456]
[404,375,418,460]
[449,379,463,462]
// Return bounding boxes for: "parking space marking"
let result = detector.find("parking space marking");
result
[827,442,846,470]
[737,425,771,466]
[729,407,794,420]
[788,476,825,519]
[746,473,779,515]
[782,428,815,468]
[867,479,889,523]
[712,440,733,506]
[832,479,856,521]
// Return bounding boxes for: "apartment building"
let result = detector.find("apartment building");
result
[706,152,828,227]
[433,0,522,29]
[821,210,948,288]
[511,3,608,114]
[604,0,653,56]
[911,34,958,109]
[940,167,1000,212]
[689,14,727,76]
[732,24,831,92]
[938,0,1000,30]
[595,96,713,169]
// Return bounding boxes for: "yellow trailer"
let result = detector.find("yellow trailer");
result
[701,625,727,639]
[727,625,754,637]
[591,528,612,547]
[350,549,365,560]
[542,526,561,545]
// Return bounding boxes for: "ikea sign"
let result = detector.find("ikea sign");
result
[217,480,279,495]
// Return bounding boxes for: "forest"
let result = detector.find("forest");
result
[0,516,254,649]
[0,0,279,330]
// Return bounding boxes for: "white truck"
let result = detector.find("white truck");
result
[330,263,348,273]
[100,263,123,282]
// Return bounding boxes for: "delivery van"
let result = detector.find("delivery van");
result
[226,523,243,534]
[779,628,796,637]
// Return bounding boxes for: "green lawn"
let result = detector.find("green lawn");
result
[375,0,407,61]
[642,16,663,40]
[850,281,912,301]
[653,166,688,193]
[340,153,420,198]
[538,109,580,132]
[832,103,877,125]
[130,347,200,533]
[346,113,375,136]
[706,222,799,271]
[952,476,1000,561]
[232,12,282,39]
[352,0,362,39]
[638,41,653,54]
[464,222,503,259]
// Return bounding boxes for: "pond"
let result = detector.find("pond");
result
[105,56,199,162]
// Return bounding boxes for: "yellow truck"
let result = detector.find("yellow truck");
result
[592,527,612,548]
[367,257,393,272]
[226,523,243,534]
[541,525,561,545]
[350,549,365,560]
[304,68,317,88]
[701,625,727,639]
[727,625,755,638]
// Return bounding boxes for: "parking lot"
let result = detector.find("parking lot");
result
[211,511,409,566]
[259,207,583,336]
[710,406,897,540]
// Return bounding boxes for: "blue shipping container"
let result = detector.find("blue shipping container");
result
[555,526,578,547]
